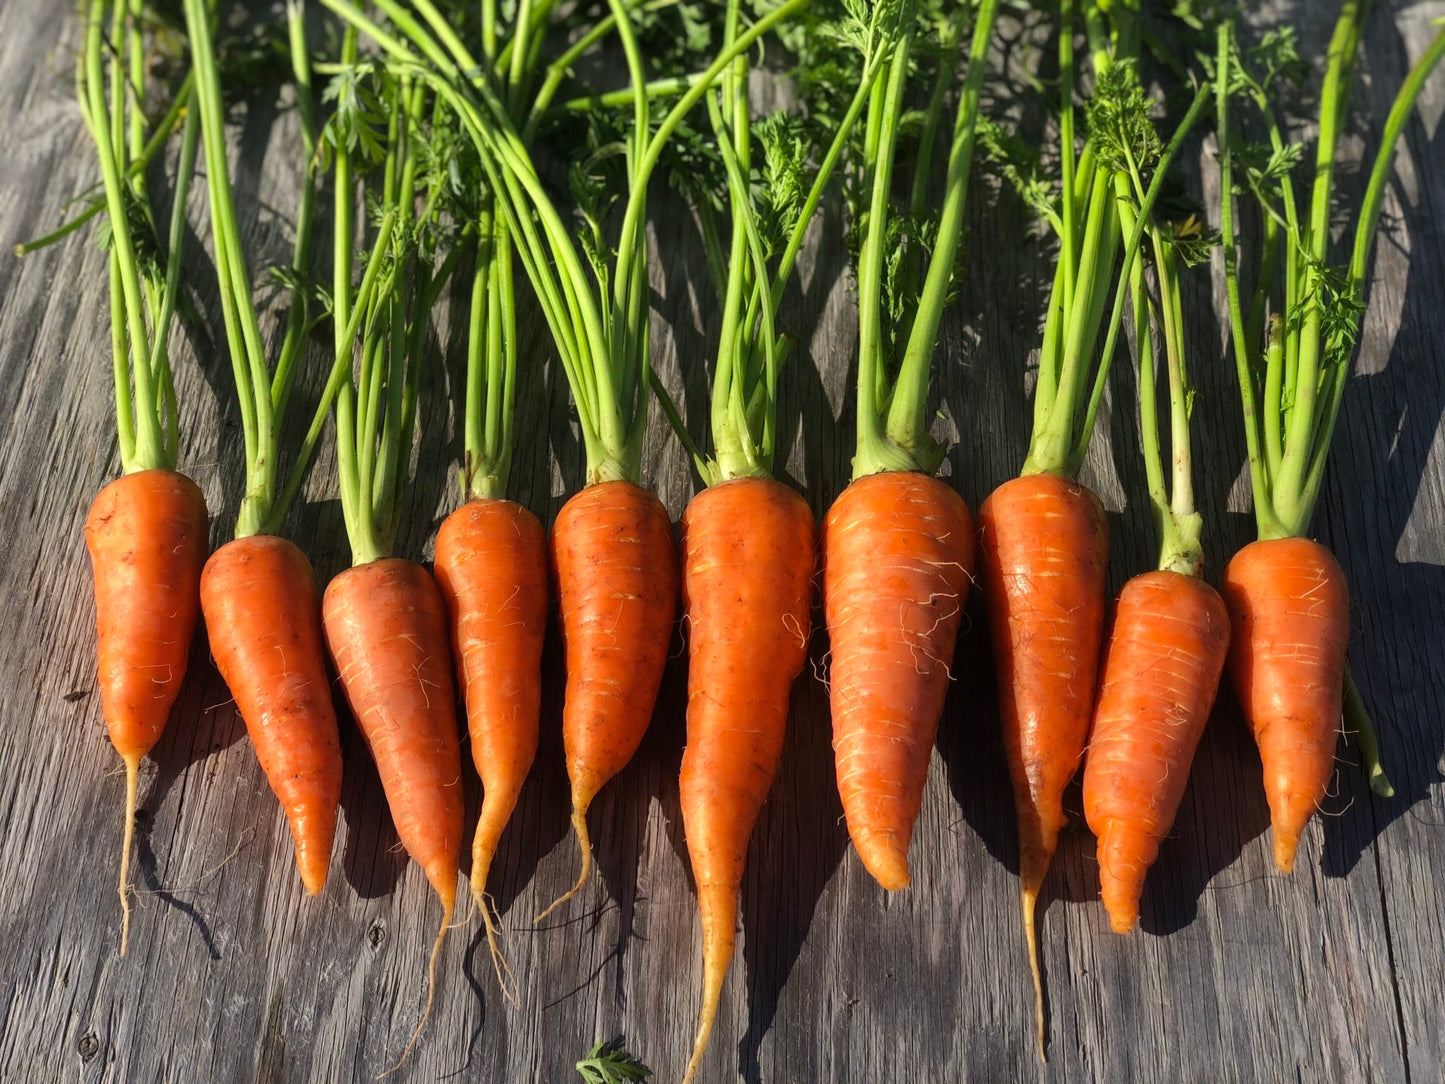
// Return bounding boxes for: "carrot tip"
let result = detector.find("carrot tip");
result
[477,890,519,1006]
[857,840,910,892]
[117,753,141,958]
[1273,831,1299,874]
[534,807,593,925]
[1021,886,1046,1063]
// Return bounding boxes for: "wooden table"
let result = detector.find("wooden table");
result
[2,3,1443,1081]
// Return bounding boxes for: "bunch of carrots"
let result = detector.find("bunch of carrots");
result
[29,0,1443,1076]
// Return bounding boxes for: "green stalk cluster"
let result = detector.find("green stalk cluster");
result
[1218,4,1445,540]
[77,0,200,476]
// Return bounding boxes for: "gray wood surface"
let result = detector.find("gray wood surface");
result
[2,2,1443,1081]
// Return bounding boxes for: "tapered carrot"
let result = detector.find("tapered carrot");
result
[1083,572,1229,932]
[68,0,205,956]
[87,469,208,954]
[323,558,463,1055]
[1213,17,1444,872]
[824,471,974,891]
[679,477,816,1081]
[201,535,341,895]
[184,0,343,899]
[979,473,1108,911]
[536,480,678,921]
[1221,539,1347,872]
[433,497,548,991]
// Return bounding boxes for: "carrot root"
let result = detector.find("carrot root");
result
[534,805,593,924]
[682,882,737,1084]
[1021,886,1045,1062]
[379,893,455,1079]
[117,752,141,957]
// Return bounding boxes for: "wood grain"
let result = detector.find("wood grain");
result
[1,3,1442,1082]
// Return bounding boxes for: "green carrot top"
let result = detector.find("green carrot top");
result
[1217,5,1445,540]
[836,0,1001,480]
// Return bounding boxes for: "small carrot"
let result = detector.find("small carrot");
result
[186,0,342,898]
[201,536,341,894]
[679,478,816,1081]
[1220,538,1347,872]
[71,0,206,956]
[825,471,974,890]
[433,497,548,991]
[87,469,208,954]
[1214,17,1444,869]
[537,480,678,921]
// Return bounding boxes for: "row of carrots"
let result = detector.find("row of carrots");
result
[46,0,1443,1078]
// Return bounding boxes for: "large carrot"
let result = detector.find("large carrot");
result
[1215,15,1445,868]
[66,0,206,955]
[980,10,1213,1048]
[1082,200,1229,934]
[87,470,208,953]
[538,480,678,920]
[433,497,547,989]
[184,0,348,897]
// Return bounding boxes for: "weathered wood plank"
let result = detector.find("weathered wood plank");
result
[0,3,1441,1082]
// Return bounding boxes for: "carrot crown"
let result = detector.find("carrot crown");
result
[321,0,808,490]
[1217,6,1445,540]
[839,0,999,481]
[69,0,200,477]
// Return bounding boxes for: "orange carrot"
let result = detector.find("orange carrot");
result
[1082,571,1229,932]
[536,480,678,921]
[200,534,342,895]
[822,470,974,891]
[322,558,462,1054]
[678,477,816,1082]
[1221,538,1349,872]
[433,497,548,991]
[978,473,1107,1014]
[86,468,208,955]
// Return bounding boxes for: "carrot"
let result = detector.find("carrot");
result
[1084,573,1229,931]
[536,480,678,921]
[823,471,974,889]
[200,536,341,894]
[1214,15,1445,869]
[86,469,208,954]
[433,497,548,990]
[979,472,1107,925]
[678,478,816,1081]
[983,8,1213,1046]
[70,0,206,956]
[185,0,342,898]
[323,558,463,1057]
[310,38,468,1066]
[1220,539,1347,872]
